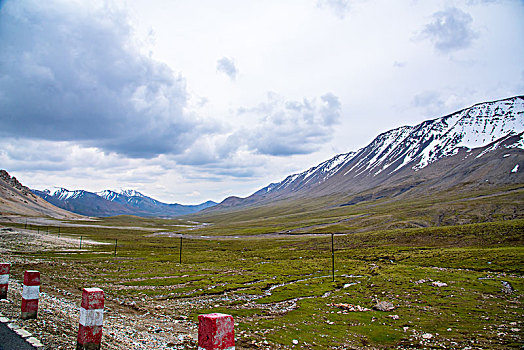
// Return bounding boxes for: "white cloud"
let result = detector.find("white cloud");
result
[216,57,239,80]
[317,0,353,19]
[421,7,478,53]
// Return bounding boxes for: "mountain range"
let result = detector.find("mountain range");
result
[0,170,82,219]
[207,95,524,212]
[3,95,523,219]
[31,188,216,217]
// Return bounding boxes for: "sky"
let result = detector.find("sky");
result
[1,0,523,204]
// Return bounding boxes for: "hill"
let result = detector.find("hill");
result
[0,170,82,219]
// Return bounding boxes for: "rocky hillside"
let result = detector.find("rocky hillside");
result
[0,170,82,219]
[210,95,524,211]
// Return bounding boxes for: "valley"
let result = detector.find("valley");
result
[1,182,522,349]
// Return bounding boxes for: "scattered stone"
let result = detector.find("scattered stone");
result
[447,328,452,331]
[403,327,409,332]
[292,339,299,345]
[501,281,514,294]
[373,301,395,312]
[387,314,399,320]
[510,328,520,332]
[432,281,448,287]
[329,303,370,312]
[422,333,433,340]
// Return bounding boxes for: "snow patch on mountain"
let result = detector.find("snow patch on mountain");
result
[44,188,86,201]
[261,96,524,196]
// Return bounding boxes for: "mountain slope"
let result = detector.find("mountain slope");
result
[208,95,524,211]
[33,188,217,217]
[0,170,82,219]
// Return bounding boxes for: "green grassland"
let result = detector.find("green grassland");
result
[1,188,523,349]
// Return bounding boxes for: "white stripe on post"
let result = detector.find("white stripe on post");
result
[0,263,10,299]
[79,308,104,327]
[22,285,40,300]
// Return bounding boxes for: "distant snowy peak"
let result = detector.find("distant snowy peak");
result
[97,189,146,201]
[43,187,87,201]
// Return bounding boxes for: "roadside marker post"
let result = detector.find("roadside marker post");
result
[198,313,235,350]
[21,270,40,320]
[77,288,104,350]
[0,263,10,299]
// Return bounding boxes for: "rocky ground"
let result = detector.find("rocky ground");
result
[0,227,198,350]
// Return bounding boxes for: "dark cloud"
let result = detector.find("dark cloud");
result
[238,92,341,156]
[421,7,478,53]
[317,0,352,19]
[0,0,199,159]
[216,57,238,80]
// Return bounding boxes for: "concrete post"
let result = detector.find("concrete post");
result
[77,288,104,350]
[0,263,10,299]
[21,271,40,320]
[198,313,235,350]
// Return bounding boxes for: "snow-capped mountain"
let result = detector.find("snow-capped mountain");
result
[33,188,216,217]
[212,95,524,209]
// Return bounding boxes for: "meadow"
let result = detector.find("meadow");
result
[1,187,523,349]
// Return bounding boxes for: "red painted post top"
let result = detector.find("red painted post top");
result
[198,313,235,350]
[81,288,104,310]
[0,263,10,274]
[23,271,40,286]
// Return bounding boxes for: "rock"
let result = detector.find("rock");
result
[432,281,448,287]
[387,314,399,320]
[501,281,514,294]
[292,339,299,345]
[373,301,395,312]
[329,303,370,312]
[422,333,433,339]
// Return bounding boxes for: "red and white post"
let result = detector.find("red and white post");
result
[77,288,104,350]
[21,270,40,320]
[198,313,235,350]
[0,263,10,299]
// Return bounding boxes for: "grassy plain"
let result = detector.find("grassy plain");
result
[1,188,523,349]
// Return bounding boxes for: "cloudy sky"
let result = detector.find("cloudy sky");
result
[1,0,523,204]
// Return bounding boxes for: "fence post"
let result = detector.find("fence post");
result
[77,288,104,350]
[331,233,335,282]
[21,270,40,320]
[0,263,10,299]
[179,236,182,264]
[198,313,235,350]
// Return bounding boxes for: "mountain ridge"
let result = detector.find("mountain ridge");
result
[206,95,524,213]
[32,188,217,218]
